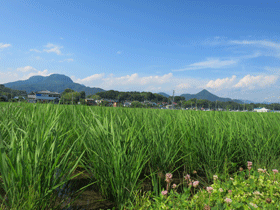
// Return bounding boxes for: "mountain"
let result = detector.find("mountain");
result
[233,99,255,104]
[4,74,105,96]
[181,89,244,103]
[158,92,170,98]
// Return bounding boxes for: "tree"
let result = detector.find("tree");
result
[80,91,86,99]
[62,88,75,95]
[90,94,101,100]
[131,101,143,108]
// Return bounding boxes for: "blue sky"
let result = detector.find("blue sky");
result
[1,0,280,102]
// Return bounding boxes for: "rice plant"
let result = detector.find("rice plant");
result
[0,102,280,209]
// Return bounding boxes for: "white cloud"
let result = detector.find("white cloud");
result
[0,71,19,83]
[103,73,173,86]
[22,69,51,80]
[230,39,280,59]
[176,83,191,89]
[16,66,37,72]
[234,74,278,89]
[0,66,55,83]
[43,43,63,55]
[72,73,104,85]
[59,58,74,62]
[117,51,122,54]
[72,72,206,94]
[0,43,11,49]
[230,40,280,50]
[206,75,237,89]
[173,58,237,71]
[30,49,41,53]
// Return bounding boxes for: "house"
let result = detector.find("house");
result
[95,99,103,105]
[123,102,131,107]
[85,98,96,106]
[28,90,60,103]
[166,105,173,109]
[113,102,120,107]
[253,107,270,112]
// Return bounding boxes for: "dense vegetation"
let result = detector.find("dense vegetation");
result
[1,103,280,209]
[0,84,27,100]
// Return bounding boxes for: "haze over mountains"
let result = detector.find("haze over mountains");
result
[4,74,255,103]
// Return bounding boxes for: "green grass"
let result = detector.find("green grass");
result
[0,102,280,209]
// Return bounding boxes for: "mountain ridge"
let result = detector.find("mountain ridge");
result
[4,74,105,96]
[180,89,246,104]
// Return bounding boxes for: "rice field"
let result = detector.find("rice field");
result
[1,102,280,209]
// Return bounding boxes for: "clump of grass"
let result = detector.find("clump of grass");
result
[0,104,84,209]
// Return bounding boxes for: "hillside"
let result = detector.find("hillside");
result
[158,92,170,98]
[4,74,105,96]
[0,84,27,101]
[181,89,244,103]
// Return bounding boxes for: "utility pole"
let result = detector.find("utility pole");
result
[216,100,217,111]
[172,90,175,110]
[180,100,182,110]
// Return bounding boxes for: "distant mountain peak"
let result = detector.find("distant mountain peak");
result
[4,74,104,96]
[181,89,243,103]
[158,92,170,97]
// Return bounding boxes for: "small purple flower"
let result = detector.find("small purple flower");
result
[165,173,172,183]
[273,169,279,174]
[224,197,232,203]
[206,187,213,193]
[184,174,191,181]
[172,184,177,189]
[247,161,252,168]
[161,190,168,195]
[193,181,199,187]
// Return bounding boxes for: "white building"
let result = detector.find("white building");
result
[123,102,131,107]
[28,90,60,103]
[253,107,270,112]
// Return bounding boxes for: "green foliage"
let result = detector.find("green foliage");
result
[61,90,81,104]
[0,104,84,209]
[80,91,86,99]
[1,104,280,209]
[131,101,143,108]
[97,90,169,103]
[0,84,27,100]
[88,94,101,100]
[125,168,280,209]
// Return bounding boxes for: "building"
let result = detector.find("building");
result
[166,105,173,109]
[253,107,270,112]
[85,98,96,106]
[28,90,60,103]
[123,102,131,107]
[113,102,120,107]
